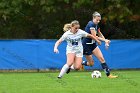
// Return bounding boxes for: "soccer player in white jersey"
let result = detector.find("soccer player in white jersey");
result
[54,20,101,78]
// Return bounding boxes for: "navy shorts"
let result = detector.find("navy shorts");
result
[82,43,97,55]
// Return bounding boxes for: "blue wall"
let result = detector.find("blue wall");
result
[0,40,140,69]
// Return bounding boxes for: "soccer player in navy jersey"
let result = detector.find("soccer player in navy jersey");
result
[82,11,118,78]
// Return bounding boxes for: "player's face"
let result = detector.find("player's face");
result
[71,25,80,33]
[93,16,101,24]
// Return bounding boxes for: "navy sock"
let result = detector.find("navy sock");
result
[101,63,110,76]
[82,61,88,66]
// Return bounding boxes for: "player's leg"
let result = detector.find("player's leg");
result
[66,64,74,74]
[58,53,75,78]
[82,55,94,66]
[66,57,82,74]
[66,49,83,73]
[81,43,96,68]
[73,56,83,70]
[92,46,118,78]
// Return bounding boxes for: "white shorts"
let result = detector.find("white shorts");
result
[66,46,83,57]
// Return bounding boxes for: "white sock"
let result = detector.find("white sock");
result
[58,64,69,77]
[70,64,75,70]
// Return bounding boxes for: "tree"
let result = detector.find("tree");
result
[0,0,139,39]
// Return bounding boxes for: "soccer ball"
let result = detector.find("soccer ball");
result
[91,70,101,78]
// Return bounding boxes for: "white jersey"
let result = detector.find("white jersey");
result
[60,29,88,57]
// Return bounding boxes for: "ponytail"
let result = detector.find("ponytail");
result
[63,23,71,32]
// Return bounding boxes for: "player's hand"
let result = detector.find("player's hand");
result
[105,39,110,50]
[97,40,101,45]
[54,48,59,53]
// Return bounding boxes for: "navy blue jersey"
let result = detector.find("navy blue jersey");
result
[82,21,99,44]
[82,21,99,55]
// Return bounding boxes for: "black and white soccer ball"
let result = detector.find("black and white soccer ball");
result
[91,70,101,78]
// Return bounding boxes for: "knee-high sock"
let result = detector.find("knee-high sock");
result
[70,64,75,69]
[101,63,110,76]
[58,64,69,77]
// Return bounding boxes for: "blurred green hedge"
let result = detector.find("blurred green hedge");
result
[0,0,139,39]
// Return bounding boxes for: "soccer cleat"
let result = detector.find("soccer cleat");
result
[66,68,71,74]
[80,65,84,71]
[108,74,118,78]
[57,76,62,79]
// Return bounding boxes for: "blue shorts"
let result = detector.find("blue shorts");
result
[82,43,97,55]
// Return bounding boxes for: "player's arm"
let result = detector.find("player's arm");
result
[90,27,110,48]
[80,29,101,45]
[54,38,63,53]
[97,29,110,49]
[98,30,110,42]
[97,36,110,43]
[87,34,101,45]
[98,30,105,39]
[88,27,101,45]
[97,31,107,42]
[90,28,97,37]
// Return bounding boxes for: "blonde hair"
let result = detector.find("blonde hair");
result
[63,23,71,32]
[71,20,79,27]
[92,11,101,18]
[63,20,80,32]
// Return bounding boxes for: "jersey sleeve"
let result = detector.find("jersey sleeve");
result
[90,27,95,30]
[79,29,88,37]
[60,33,67,41]
[88,22,96,31]
[89,22,98,34]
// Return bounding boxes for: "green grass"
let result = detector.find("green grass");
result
[0,70,139,93]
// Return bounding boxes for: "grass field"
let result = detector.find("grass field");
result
[0,70,139,93]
